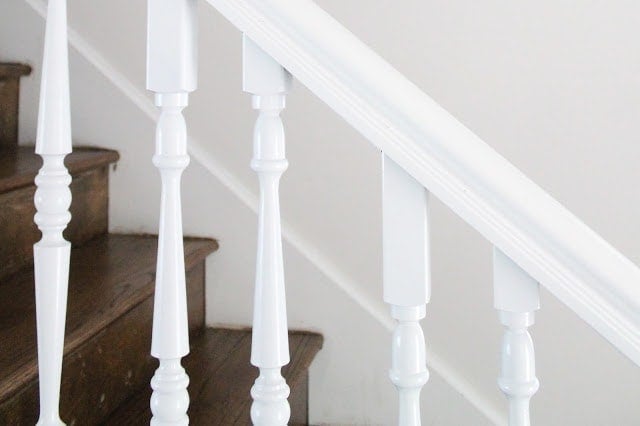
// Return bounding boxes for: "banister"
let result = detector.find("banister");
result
[206,0,640,365]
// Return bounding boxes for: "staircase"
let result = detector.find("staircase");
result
[0,62,322,425]
[6,0,640,424]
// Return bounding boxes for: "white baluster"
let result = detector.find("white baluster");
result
[494,248,540,426]
[147,0,197,424]
[243,35,292,426]
[383,155,430,426]
[34,0,72,424]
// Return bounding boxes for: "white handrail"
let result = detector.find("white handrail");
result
[205,0,640,365]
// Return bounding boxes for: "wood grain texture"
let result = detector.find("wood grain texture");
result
[0,146,119,194]
[103,329,323,425]
[0,165,111,279]
[0,63,32,79]
[0,146,119,278]
[0,234,218,410]
[0,264,206,426]
[289,371,309,426]
[0,63,31,148]
[187,262,206,337]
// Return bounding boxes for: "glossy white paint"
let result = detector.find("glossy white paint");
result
[244,35,292,426]
[33,0,72,424]
[147,1,197,424]
[494,249,540,426]
[382,154,430,307]
[383,155,430,426]
[149,92,191,426]
[146,0,197,93]
[205,0,640,368]
[389,306,429,426]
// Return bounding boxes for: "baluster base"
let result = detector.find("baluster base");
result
[150,358,190,426]
[36,417,65,426]
[250,368,290,426]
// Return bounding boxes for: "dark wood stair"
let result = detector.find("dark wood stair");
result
[0,234,218,425]
[0,146,120,280]
[104,329,323,425]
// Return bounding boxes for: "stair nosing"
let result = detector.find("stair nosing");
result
[0,146,120,194]
[0,63,32,79]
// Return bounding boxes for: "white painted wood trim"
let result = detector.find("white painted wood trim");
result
[33,0,72,424]
[382,155,430,308]
[149,93,191,426]
[146,3,198,424]
[204,0,640,367]
[494,249,540,426]
[383,155,431,426]
[244,35,292,425]
[21,2,506,422]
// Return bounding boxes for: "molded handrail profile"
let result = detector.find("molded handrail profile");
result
[206,0,640,366]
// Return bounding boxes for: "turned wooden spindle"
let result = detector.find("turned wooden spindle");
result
[243,35,293,426]
[383,154,430,426]
[494,248,540,426]
[146,0,197,424]
[33,0,72,425]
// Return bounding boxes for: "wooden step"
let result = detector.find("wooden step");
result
[0,233,218,425]
[0,146,119,279]
[0,63,31,148]
[104,328,323,426]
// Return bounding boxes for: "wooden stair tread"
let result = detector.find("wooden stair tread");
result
[0,233,218,404]
[0,146,120,194]
[103,328,323,425]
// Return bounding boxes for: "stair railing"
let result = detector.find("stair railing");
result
[201,1,640,425]
[33,0,72,425]
[33,0,640,425]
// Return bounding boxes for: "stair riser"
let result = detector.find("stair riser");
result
[289,373,309,426]
[0,165,110,280]
[0,64,31,148]
[0,261,205,425]
[0,78,21,147]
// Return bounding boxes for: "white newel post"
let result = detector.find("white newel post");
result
[243,35,293,426]
[382,155,430,426]
[494,248,540,426]
[147,0,197,424]
[34,0,73,424]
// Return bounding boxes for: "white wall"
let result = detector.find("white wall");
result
[3,0,640,424]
